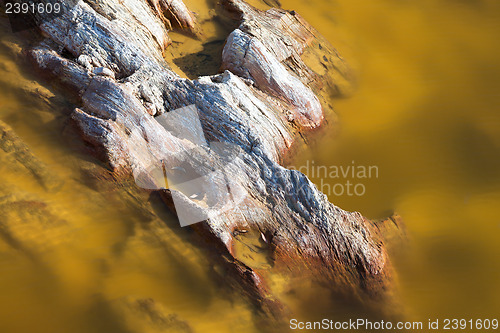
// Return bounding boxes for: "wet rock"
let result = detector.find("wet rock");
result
[25,0,401,317]
[222,28,323,128]
[221,0,355,99]
[372,213,407,253]
[148,0,201,37]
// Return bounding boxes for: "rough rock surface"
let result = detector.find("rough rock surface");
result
[147,0,200,37]
[24,0,401,317]
[221,0,350,128]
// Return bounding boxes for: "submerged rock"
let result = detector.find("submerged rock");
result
[110,297,193,333]
[0,121,63,191]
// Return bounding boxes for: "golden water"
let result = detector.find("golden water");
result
[1,0,500,332]
[284,0,500,328]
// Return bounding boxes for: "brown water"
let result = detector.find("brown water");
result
[284,0,500,328]
[1,0,500,332]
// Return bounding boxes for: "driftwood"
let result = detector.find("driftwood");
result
[22,0,402,319]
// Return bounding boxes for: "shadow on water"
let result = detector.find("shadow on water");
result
[165,1,239,79]
[85,295,135,333]
[173,39,226,79]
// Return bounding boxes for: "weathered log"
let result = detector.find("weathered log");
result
[23,0,401,318]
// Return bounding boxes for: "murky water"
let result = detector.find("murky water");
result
[284,0,500,328]
[1,0,499,332]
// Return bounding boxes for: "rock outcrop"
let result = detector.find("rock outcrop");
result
[22,0,401,318]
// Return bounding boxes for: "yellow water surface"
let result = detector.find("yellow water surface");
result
[285,0,500,329]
